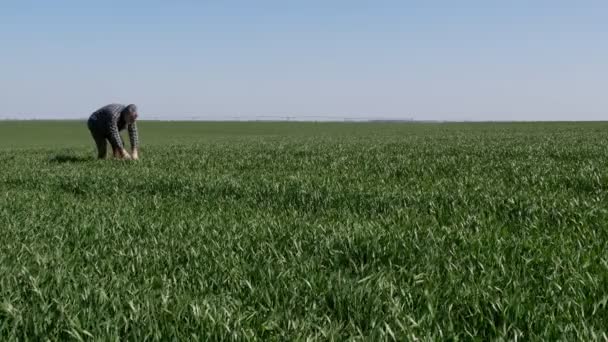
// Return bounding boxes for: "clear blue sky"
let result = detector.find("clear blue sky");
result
[1,0,606,121]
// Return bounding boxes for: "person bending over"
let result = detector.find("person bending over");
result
[87,103,140,160]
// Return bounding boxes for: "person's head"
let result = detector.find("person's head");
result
[122,104,138,124]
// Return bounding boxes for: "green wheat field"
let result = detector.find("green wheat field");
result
[1,120,607,340]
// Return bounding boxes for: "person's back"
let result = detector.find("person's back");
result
[87,103,139,160]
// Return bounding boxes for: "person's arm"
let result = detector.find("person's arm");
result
[108,120,131,159]
[128,122,139,160]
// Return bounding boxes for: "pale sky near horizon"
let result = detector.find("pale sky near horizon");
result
[0,1,607,121]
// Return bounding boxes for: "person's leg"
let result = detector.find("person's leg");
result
[91,131,108,159]
[88,118,108,159]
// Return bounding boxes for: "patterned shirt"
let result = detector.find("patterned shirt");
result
[88,104,139,149]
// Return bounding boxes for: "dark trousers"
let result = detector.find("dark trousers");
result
[88,119,124,159]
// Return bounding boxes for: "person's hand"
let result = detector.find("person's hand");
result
[119,148,132,160]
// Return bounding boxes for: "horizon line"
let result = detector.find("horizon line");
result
[1,118,607,124]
